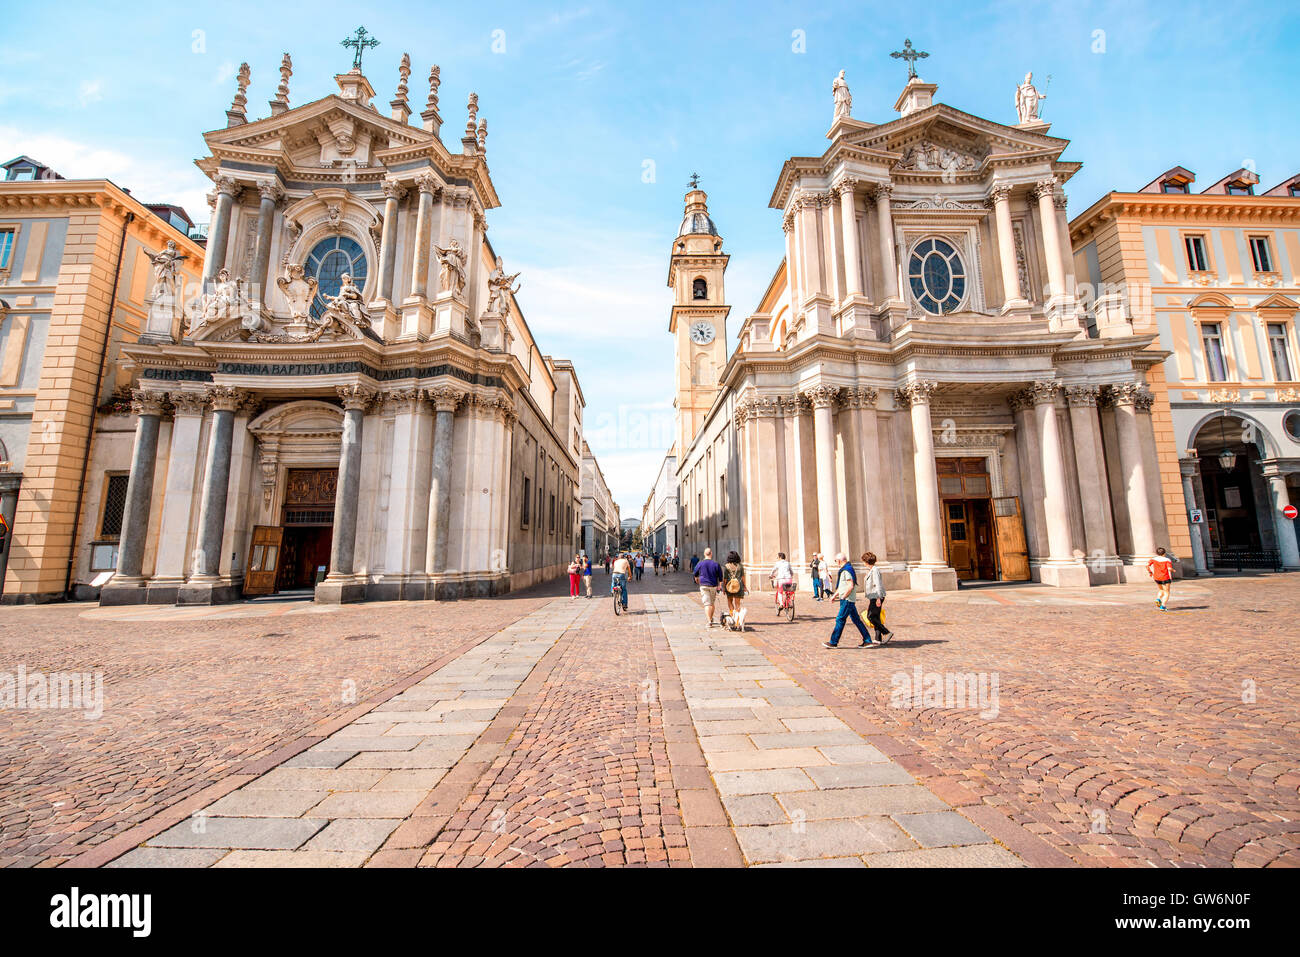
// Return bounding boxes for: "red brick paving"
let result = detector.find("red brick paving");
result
[739,573,1300,867]
[0,588,552,867]
[420,579,688,868]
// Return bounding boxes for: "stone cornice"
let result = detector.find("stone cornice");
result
[1070,191,1300,243]
[0,180,204,252]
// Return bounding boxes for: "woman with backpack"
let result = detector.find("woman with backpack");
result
[722,550,747,628]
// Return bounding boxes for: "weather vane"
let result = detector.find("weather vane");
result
[688,172,700,189]
[890,39,929,80]
[341,26,380,72]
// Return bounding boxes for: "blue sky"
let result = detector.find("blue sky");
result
[2,1,1297,515]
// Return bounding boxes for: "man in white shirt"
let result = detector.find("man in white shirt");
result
[770,552,794,610]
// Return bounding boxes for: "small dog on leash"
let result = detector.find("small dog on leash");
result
[719,607,748,632]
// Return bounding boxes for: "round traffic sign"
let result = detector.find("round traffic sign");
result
[1285,504,1298,520]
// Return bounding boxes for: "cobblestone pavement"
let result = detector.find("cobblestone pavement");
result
[738,572,1300,867]
[419,587,689,867]
[652,592,1020,867]
[6,569,1298,868]
[0,587,552,867]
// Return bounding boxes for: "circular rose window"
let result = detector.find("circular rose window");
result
[908,238,967,315]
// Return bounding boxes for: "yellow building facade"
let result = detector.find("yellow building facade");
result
[1071,167,1300,573]
[0,164,205,600]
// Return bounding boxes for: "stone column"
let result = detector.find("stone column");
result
[378,181,405,302]
[987,184,1024,306]
[1065,386,1116,570]
[896,381,956,590]
[181,386,244,603]
[798,194,824,301]
[103,390,167,596]
[871,184,898,301]
[202,176,240,285]
[783,212,801,317]
[380,388,432,599]
[149,391,208,593]
[1110,384,1157,561]
[1033,179,1067,301]
[1179,457,1210,575]
[1031,382,1089,585]
[1262,463,1300,569]
[804,386,842,558]
[836,179,862,299]
[425,387,463,576]
[409,174,437,301]
[846,387,886,559]
[318,385,375,603]
[251,181,282,302]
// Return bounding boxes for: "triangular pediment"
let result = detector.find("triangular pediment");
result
[845,104,1068,167]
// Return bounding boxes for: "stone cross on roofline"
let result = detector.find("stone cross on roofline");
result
[688,172,700,189]
[891,38,928,80]
[341,26,379,72]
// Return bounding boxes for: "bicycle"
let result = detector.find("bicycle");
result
[774,580,796,622]
[612,576,627,616]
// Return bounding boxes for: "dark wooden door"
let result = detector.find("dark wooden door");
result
[992,496,1031,581]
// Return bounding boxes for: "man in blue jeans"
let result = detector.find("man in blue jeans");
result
[823,551,873,648]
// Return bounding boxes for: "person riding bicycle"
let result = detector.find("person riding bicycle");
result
[769,552,795,609]
[611,552,632,612]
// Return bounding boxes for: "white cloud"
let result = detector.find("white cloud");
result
[214,60,237,86]
[77,79,104,108]
[0,125,210,218]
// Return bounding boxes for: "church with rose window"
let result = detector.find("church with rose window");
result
[673,56,1191,591]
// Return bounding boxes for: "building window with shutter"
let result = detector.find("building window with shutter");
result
[1201,322,1228,382]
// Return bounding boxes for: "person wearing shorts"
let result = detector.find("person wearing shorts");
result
[694,547,723,627]
[1147,547,1174,611]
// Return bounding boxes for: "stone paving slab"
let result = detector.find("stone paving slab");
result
[650,592,1020,868]
[126,599,593,866]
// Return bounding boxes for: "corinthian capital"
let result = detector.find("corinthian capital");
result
[868,182,894,202]
[130,389,168,417]
[984,184,1012,207]
[168,390,209,416]
[1032,178,1058,201]
[894,380,937,408]
[1064,385,1100,408]
[257,180,284,203]
[428,387,466,413]
[213,175,241,198]
[382,180,408,201]
[337,383,379,411]
[802,385,842,410]
[206,385,247,413]
[1107,382,1146,408]
[413,171,439,196]
[1029,380,1061,405]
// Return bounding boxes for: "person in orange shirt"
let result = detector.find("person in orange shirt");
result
[1146,547,1174,611]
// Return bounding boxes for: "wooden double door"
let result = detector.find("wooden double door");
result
[243,468,337,597]
[937,457,1030,582]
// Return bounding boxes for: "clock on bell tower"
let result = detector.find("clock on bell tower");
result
[668,177,730,457]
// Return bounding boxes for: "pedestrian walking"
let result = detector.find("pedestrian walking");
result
[583,555,594,598]
[860,551,893,644]
[1147,547,1174,611]
[817,554,832,601]
[810,554,823,601]
[693,547,723,628]
[567,555,582,599]
[635,553,644,581]
[721,550,747,630]
[823,551,873,648]
[690,554,700,573]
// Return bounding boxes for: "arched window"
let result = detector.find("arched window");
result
[692,278,707,300]
[306,236,368,320]
[907,238,966,315]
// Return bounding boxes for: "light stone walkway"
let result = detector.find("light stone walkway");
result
[651,592,1024,867]
[108,599,594,867]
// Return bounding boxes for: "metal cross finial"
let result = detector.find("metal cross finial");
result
[688,172,700,189]
[341,26,380,72]
[890,38,929,80]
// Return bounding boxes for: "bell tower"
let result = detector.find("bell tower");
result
[668,176,730,457]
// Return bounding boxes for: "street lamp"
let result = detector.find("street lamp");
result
[1215,410,1237,472]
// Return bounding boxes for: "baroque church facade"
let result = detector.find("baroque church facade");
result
[674,65,1188,591]
[94,49,587,605]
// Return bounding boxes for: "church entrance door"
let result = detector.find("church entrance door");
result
[992,496,1031,581]
[275,468,337,592]
[243,525,285,596]
[938,457,998,580]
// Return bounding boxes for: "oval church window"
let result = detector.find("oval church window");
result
[306,236,368,320]
[907,238,966,315]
